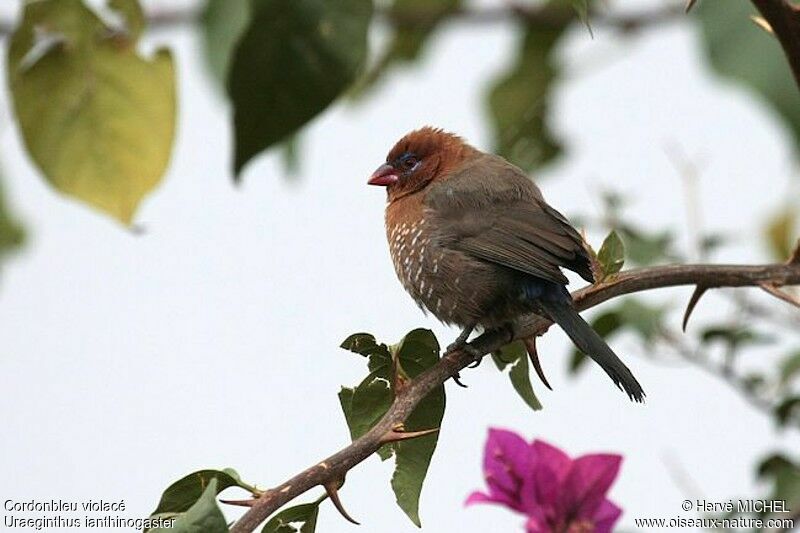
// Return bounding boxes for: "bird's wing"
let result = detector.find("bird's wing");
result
[425,154,593,285]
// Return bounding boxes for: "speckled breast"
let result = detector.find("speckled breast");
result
[384,199,490,327]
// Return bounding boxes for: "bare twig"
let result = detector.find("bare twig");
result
[230,262,800,533]
[760,282,800,308]
[751,0,800,90]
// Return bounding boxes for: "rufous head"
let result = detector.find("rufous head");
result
[368,127,476,201]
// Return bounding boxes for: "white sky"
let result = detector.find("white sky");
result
[1,1,798,532]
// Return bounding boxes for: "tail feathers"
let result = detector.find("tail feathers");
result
[539,299,645,402]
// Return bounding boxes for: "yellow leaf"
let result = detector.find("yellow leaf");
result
[8,0,176,224]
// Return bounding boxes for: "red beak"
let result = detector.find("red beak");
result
[368,164,399,186]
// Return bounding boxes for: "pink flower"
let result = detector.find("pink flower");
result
[466,429,623,533]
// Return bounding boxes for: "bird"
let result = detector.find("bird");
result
[367,127,644,402]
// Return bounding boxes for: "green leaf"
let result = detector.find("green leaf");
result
[353,0,461,95]
[597,231,625,280]
[696,1,800,159]
[201,0,250,87]
[779,351,800,386]
[494,341,542,410]
[765,208,797,261]
[8,0,176,225]
[228,0,373,177]
[339,329,445,526]
[775,396,800,428]
[341,332,392,379]
[149,478,229,533]
[618,226,675,266]
[389,329,445,527]
[0,174,25,268]
[487,5,571,173]
[262,502,320,533]
[617,299,666,343]
[700,325,773,351]
[150,469,249,516]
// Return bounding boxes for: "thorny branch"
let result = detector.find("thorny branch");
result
[229,261,800,533]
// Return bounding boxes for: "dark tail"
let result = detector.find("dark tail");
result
[538,298,645,402]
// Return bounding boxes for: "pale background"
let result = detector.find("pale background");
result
[1,0,798,531]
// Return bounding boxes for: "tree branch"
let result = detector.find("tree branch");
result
[751,0,800,90]
[229,261,800,533]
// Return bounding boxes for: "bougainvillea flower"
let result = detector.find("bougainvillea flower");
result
[466,429,623,533]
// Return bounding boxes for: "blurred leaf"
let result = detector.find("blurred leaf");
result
[569,311,623,374]
[488,5,572,173]
[201,0,250,87]
[108,0,145,40]
[262,502,320,533]
[151,469,249,517]
[493,341,542,410]
[696,1,800,158]
[765,207,797,260]
[353,0,461,95]
[780,351,800,386]
[775,396,800,428]
[8,0,176,225]
[758,454,800,514]
[390,329,445,527]
[700,232,728,255]
[597,231,625,280]
[0,175,25,267]
[617,299,666,343]
[149,478,228,533]
[618,226,675,266]
[700,325,773,351]
[228,0,372,177]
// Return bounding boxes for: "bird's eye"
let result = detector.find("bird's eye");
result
[402,156,419,170]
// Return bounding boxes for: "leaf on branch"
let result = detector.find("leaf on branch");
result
[696,1,800,159]
[228,0,373,178]
[492,341,542,410]
[339,329,445,527]
[150,469,252,518]
[487,5,570,173]
[148,478,229,533]
[261,502,321,533]
[596,230,625,281]
[8,0,176,225]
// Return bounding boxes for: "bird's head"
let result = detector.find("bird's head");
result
[368,127,475,202]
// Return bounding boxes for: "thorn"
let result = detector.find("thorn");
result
[684,0,697,14]
[750,15,774,35]
[682,285,708,332]
[523,337,552,391]
[324,481,359,525]
[380,424,439,445]
[759,283,800,309]
[220,498,258,507]
[788,239,800,265]
[451,372,468,388]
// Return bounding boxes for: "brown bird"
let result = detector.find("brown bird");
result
[368,127,644,402]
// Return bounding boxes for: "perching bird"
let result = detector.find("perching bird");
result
[367,127,644,402]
